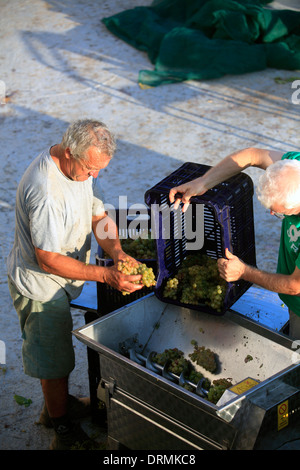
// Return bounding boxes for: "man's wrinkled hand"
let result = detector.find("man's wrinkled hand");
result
[217,248,246,282]
[169,177,207,213]
[104,264,143,294]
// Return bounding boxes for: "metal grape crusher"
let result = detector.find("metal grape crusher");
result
[73,163,300,450]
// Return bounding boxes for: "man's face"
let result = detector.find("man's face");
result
[67,146,111,181]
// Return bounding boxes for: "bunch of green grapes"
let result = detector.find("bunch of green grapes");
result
[207,378,233,404]
[188,341,217,373]
[182,370,205,393]
[187,370,204,385]
[186,371,211,392]
[168,355,190,375]
[117,258,139,275]
[137,262,156,288]
[163,253,226,312]
[212,378,233,388]
[117,258,156,295]
[152,348,184,366]
[151,344,233,403]
[180,265,210,303]
[206,284,226,312]
[163,277,179,299]
[153,348,189,375]
[121,236,156,259]
[104,236,156,260]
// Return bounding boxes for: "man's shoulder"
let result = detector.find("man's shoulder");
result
[22,148,51,178]
[18,149,52,198]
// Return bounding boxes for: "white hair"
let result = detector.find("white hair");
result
[257,159,300,210]
[61,119,116,162]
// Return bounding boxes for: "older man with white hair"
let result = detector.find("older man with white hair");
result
[7,119,143,449]
[169,148,300,339]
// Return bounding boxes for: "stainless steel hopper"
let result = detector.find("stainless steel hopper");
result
[73,293,300,450]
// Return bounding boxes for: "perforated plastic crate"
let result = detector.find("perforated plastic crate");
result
[96,208,157,315]
[144,162,256,315]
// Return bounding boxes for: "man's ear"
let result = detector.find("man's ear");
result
[65,147,72,160]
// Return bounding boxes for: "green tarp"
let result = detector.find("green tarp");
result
[102,0,300,86]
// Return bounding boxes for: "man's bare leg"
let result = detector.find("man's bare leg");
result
[41,377,68,418]
[41,376,94,449]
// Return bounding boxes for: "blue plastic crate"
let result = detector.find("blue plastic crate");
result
[144,162,256,315]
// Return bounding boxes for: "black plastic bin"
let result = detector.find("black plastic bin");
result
[96,208,157,315]
[90,207,157,422]
[145,162,256,315]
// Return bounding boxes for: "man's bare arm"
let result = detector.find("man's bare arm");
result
[169,148,284,212]
[34,247,143,294]
[218,248,300,296]
[92,212,124,263]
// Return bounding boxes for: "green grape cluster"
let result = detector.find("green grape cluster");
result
[121,236,156,259]
[182,375,210,393]
[117,258,156,295]
[151,343,233,404]
[188,341,217,373]
[163,277,179,299]
[163,253,226,312]
[152,347,183,366]
[207,378,233,404]
[167,356,190,375]
[104,236,156,260]
[138,263,157,288]
[153,348,189,375]
[187,370,204,386]
[117,258,138,275]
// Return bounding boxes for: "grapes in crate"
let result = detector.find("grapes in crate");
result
[163,253,226,312]
[121,236,156,259]
[104,236,156,260]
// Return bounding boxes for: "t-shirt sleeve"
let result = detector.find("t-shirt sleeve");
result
[281,151,300,161]
[29,196,65,253]
[92,177,106,216]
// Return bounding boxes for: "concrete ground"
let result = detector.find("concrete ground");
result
[0,0,299,452]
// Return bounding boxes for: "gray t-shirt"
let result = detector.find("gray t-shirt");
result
[7,148,105,301]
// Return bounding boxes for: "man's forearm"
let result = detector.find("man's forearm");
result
[201,148,253,190]
[35,248,144,294]
[92,214,124,262]
[95,237,123,262]
[243,265,300,296]
[36,249,107,283]
[201,147,282,190]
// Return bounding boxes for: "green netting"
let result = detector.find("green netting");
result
[102,0,300,86]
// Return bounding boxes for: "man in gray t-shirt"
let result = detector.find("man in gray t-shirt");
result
[7,146,104,302]
[7,119,143,450]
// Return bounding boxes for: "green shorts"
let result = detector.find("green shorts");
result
[8,277,75,380]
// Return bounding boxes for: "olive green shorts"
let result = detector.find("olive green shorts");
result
[8,277,75,380]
